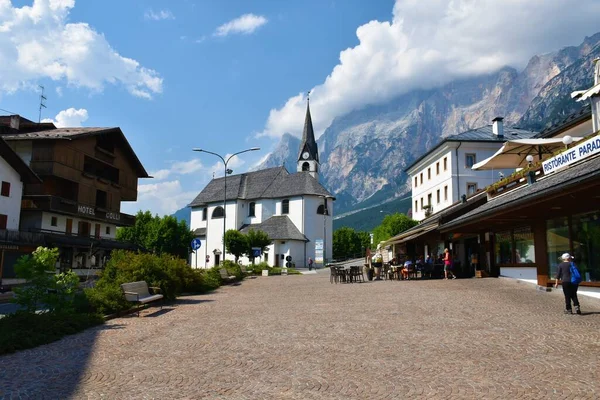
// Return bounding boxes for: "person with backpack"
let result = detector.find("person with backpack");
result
[554,253,582,315]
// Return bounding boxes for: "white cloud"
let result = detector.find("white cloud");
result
[41,107,88,127]
[144,9,175,21]
[55,86,63,97]
[123,180,199,216]
[149,158,206,181]
[0,0,163,99]
[214,13,267,37]
[260,0,600,139]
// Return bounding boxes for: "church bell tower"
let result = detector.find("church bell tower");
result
[297,95,319,180]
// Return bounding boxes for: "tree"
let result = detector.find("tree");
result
[246,229,271,263]
[224,230,248,263]
[333,227,357,259]
[12,247,79,314]
[116,211,195,259]
[333,227,373,260]
[372,213,418,246]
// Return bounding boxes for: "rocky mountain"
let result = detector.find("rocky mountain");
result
[256,33,600,217]
[518,32,600,130]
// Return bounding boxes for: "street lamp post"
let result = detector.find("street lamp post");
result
[320,195,329,267]
[193,147,260,264]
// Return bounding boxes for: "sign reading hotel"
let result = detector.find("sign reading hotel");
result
[543,135,600,175]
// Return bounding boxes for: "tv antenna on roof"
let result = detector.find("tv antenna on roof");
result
[38,85,47,123]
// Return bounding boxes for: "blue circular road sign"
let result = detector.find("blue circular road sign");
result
[191,238,201,251]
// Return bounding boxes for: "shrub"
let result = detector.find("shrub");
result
[222,260,243,280]
[84,283,131,316]
[12,247,81,314]
[84,251,222,315]
[250,261,270,275]
[0,312,104,355]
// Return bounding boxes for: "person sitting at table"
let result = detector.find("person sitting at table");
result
[402,259,413,280]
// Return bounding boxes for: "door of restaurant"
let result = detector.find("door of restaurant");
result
[464,237,479,278]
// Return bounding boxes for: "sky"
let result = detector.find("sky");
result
[1,0,599,217]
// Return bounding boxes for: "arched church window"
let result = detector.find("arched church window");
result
[317,204,326,215]
[282,199,289,214]
[248,202,256,217]
[212,206,224,218]
[202,208,207,221]
[302,162,310,171]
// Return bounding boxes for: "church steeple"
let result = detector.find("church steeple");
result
[297,94,320,179]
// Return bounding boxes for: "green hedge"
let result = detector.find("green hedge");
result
[246,262,300,275]
[0,312,104,355]
[85,250,223,315]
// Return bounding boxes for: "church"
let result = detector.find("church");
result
[188,101,334,268]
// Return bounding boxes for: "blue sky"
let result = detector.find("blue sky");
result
[1,0,599,216]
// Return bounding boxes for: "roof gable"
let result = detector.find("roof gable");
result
[1,126,149,178]
[189,167,334,207]
[405,124,538,172]
[0,137,41,183]
[239,216,308,241]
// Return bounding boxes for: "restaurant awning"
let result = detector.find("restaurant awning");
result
[572,83,600,102]
[472,138,584,170]
[383,223,438,246]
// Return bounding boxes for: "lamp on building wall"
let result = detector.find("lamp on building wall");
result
[525,154,534,167]
[562,135,573,149]
[193,147,260,263]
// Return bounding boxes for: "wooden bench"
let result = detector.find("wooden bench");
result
[219,268,236,284]
[120,281,164,317]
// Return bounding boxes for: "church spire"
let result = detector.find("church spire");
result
[297,93,320,180]
[298,93,319,163]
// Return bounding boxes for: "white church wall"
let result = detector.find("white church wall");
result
[273,240,305,268]
[286,196,304,229]
[190,207,206,230]
[302,196,333,265]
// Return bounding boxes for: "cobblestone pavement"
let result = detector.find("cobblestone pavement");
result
[1,273,600,399]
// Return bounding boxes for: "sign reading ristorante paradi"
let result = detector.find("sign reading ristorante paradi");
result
[543,135,600,175]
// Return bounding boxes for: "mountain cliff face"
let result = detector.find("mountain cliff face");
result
[255,33,600,216]
[518,33,600,131]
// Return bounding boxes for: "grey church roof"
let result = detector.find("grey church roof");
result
[188,166,333,207]
[240,216,308,241]
[262,171,332,198]
[405,124,538,172]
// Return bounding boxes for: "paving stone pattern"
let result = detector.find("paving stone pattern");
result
[1,273,599,399]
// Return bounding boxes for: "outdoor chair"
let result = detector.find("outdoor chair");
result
[330,266,340,284]
[382,264,390,281]
[349,266,363,283]
[336,267,348,283]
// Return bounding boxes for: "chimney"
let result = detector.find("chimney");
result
[10,115,20,130]
[492,117,504,138]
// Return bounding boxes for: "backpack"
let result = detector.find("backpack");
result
[570,262,582,284]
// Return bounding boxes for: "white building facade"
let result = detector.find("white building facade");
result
[406,118,538,222]
[0,137,40,230]
[189,102,334,268]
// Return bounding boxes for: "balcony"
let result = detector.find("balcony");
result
[21,195,136,226]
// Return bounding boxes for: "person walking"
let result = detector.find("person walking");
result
[308,257,314,271]
[554,253,581,315]
[443,248,456,279]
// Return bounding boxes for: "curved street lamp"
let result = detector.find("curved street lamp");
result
[193,147,260,264]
